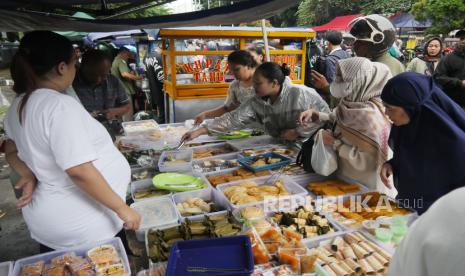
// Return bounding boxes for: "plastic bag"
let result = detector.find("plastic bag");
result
[311,130,337,176]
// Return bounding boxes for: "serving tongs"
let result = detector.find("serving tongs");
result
[171,123,200,150]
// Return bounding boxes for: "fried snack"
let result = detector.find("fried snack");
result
[96,263,125,276]
[308,180,361,196]
[223,180,290,206]
[20,261,45,276]
[206,169,270,187]
[43,264,65,276]
[87,245,119,265]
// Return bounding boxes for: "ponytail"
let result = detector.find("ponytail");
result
[10,31,74,124]
[280,63,291,77]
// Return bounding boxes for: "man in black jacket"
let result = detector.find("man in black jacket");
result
[144,43,165,123]
[434,29,465,107]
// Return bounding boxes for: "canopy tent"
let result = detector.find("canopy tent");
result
[389,13,432,28]
[311,14,362,32]
[55,12,95,41]
[0,0,300,32]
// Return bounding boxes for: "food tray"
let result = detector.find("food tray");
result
[130,197,179,241]
[303,174,371,200]
[237,144,300,160]
[192,153,241,173]
[166,236,254,276]
[11,238,130,276]
[216,175,308,209]
[158,149,193,173]
[319,192,418,231]
[238,152,291,172]
[191,142,238,160]
[203,168,271,188]
[131,167,157,182]
[122,119,159,136]
[131,179,172,202]
[0,261,13,276]
[172,187,230,221]
[153,172,207,192]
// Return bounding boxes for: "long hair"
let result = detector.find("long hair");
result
[10,31,74,123]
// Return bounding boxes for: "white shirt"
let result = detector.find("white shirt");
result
[4,89,130,249]
[388,187,465,276]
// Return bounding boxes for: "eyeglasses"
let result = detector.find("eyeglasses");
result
[349,17,385,44]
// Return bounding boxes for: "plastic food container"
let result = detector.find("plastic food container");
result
[131,167,157,182]
[375,228,393,243]
[216,175,308,209]
[191,142,238,160]
[0,261,13,276]
[11,238,130,276]
[158,149,193,172]
[192,153,241,173]
[131,179,171,202]
[304,174,371,200]
[130,197,179,241]
[166,236,254,276]
[172,187,229,221]
[238,152,291,172]
[122,119,159,136]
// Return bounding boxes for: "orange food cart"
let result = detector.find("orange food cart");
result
[159,27,316,122]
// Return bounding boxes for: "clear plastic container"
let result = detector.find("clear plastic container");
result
[158,149,193,172]
[131,179,171,202]
[191,142,238,160]
[11,238,130,276]
[130,197,179,241]
[216,175,308,210]
[192,153,241,173]
[0,261,13,276]
[172,187,230,221]
[122,119,159,136]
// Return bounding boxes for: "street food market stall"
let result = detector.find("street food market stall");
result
[158,27,315,122]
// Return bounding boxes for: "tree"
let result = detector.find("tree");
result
[296,0,413,27]
[412,0,465,34]
[269,6,298,27]
[239,20,272,27]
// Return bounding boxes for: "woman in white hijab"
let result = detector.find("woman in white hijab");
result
[299,57,396,197]
[389,187,465,276]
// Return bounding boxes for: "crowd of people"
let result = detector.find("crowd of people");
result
[3,13,465,275]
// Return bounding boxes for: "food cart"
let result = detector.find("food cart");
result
[159,27,316,122]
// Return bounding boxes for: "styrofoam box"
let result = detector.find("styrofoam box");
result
[216,175,308,210]
[158,149,193,173]
[192,153,241,174]
[191,142,239,161]
[122,119,159,136]
[131,179,172,203]
[130,197,179,241]
[0,261,13,276]
[172,187,230,221]
[11,238,130,276]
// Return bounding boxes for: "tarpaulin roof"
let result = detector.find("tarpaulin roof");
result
[312,14,363,32]
[389,13,431,28]
[0,0,300,32]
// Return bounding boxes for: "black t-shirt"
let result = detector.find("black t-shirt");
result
[143,51,165,110]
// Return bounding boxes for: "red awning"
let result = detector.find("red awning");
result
[312,14,363,32]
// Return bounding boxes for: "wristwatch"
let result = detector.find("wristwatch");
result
[332,139,342,152]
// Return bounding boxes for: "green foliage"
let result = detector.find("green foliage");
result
[412,0,465,34]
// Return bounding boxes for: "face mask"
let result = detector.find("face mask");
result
[330,81,351,98]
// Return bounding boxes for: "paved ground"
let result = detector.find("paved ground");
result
[0,154,39,262]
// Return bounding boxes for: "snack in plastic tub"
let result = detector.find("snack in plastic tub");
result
[362,220,380,235]
[19,261,44,276]
[375,228,393,243]
[245,227,271,265]
[87,245,119,265]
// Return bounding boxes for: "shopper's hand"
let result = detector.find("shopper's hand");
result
[15,175,36,209]
[103,109,119,120]
[281,129,299,142]
[311,70,330,91]
[117,205,141,230]
[298,109,319,124]
[181,128,207,142]
[321,130,335,146]
[380,163,393,189]
[194,112,207,125]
